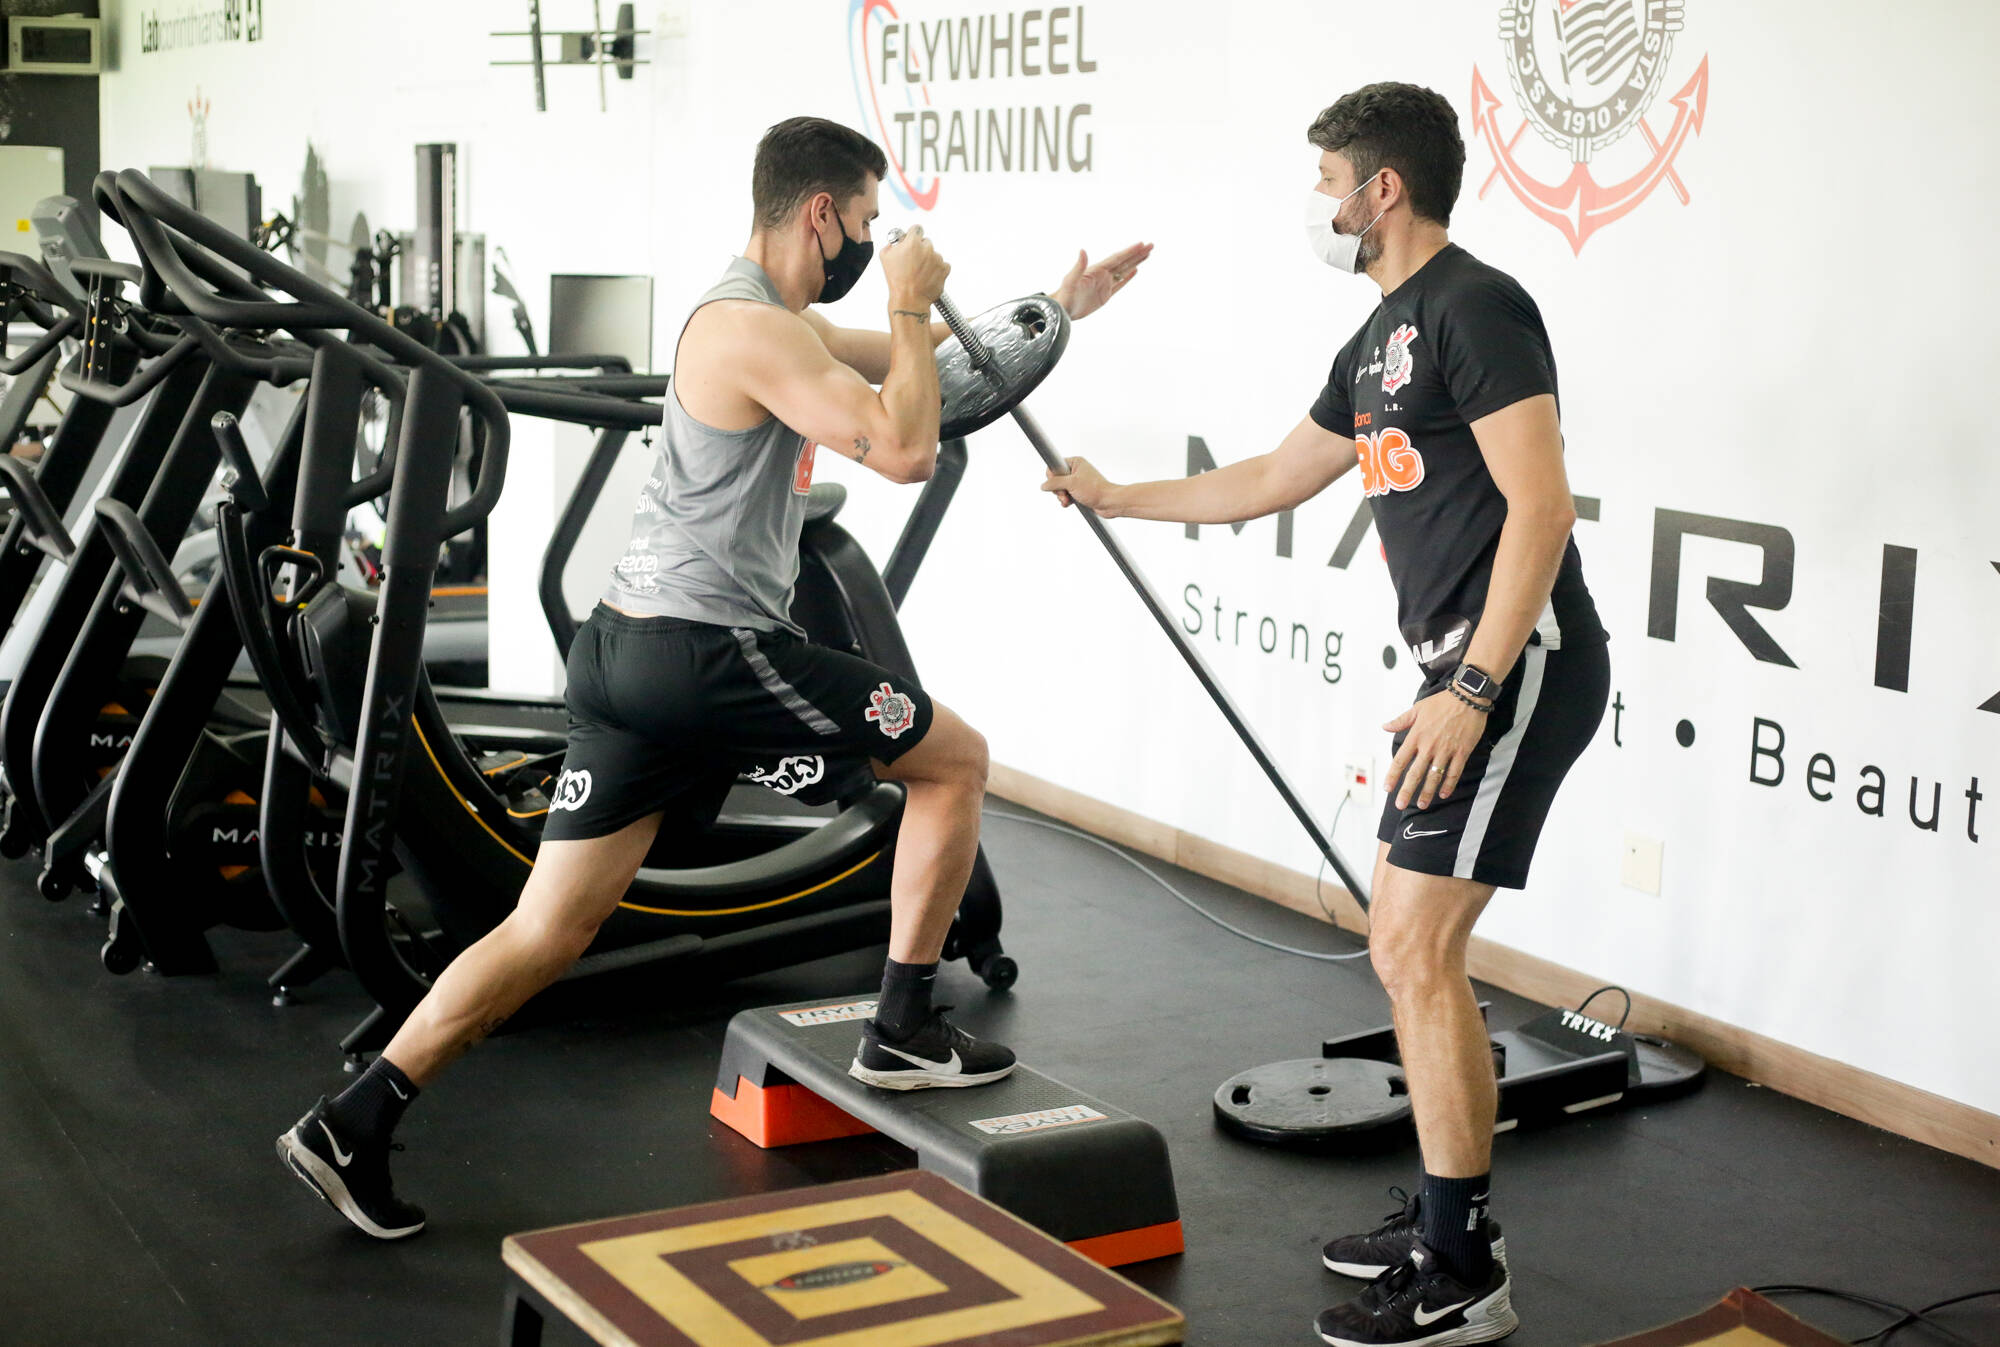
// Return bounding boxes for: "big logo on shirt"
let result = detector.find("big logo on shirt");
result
[1355,427,1426,498]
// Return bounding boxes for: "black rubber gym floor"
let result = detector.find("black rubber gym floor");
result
[3,804,1997,1346]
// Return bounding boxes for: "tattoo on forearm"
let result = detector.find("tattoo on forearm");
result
[891,309,929,322]
[474,1015,510,1041]
[851,436,872,463]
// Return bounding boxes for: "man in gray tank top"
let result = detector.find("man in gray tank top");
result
[600,255,827,634]
[281,117,1152,1240]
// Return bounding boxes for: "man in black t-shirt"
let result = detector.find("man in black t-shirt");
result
[1045,83,1608,1346]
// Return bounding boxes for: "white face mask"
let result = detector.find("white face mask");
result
[1304,177,1384,274]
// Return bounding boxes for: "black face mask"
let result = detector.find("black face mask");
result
[816,208,873,303]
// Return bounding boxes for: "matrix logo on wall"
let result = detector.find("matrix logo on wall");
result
[846,1,1099,210]
[1471,0,1708,252]
[141,0,263,54]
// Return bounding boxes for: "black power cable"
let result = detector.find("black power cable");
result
[1880,1288,2000,1346]
[1752,1283,2000,1347]
[981,805,1371,963]
[1575,984,1634,1029]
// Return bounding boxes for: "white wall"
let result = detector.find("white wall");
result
[99,1,2000,1117]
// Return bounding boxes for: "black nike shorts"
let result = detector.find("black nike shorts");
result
[540,605,934,842]
[1377,639,1610,889]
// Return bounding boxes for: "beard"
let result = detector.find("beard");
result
[1333,197,1383,271]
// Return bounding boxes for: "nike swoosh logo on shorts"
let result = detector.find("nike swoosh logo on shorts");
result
[879,1043,961,1073]
[1413,1298,1474,1327]
[1402,823,1448,839]
[388,1081,408,1100]
[319,1120,354,1167]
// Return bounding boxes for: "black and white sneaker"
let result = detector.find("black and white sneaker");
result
[848,1007,1016,1090]
[1316,1243,1517,1347]
[1323,1188,1507,1279]
[276,1097,426,1240]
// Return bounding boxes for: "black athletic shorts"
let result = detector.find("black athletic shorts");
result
[1378,639,1610,889]
[541,605,935,842]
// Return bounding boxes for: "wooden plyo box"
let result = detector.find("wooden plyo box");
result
[1594,1288,1849,1346]
[500,1170,1185,1347]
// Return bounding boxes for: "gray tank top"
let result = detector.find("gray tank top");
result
[603,257,814,634]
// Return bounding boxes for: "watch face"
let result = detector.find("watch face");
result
[1456,667,1491,697]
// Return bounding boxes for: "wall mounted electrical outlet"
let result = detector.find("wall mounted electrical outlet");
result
[1621,834,1664,895]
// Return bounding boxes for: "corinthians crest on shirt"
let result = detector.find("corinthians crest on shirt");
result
[1471,0,1710,253]
[1382,324,1418,394]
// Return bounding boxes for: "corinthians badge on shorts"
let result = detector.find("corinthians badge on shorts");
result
[1471,0,1709,253]
[865,682,917,739]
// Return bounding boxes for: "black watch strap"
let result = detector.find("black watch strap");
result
[1451,662,1497,701]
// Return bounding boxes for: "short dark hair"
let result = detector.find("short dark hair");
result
[1307,83,1465,226]
[751,117,888,230]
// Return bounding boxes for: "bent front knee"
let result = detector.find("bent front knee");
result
[919,721,987,792]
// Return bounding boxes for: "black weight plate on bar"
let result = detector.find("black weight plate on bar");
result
[937,294,1070,441]
[1212,1057,1412,1148]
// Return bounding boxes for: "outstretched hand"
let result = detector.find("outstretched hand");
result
[1041,454,1117,514]
[1051,242,1154,321]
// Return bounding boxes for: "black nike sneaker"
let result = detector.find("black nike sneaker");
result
[276,1098,426,1240]
[1316,1242,1518,1347]
[848,1007,1017,1090]
[1323,1188,1507,1279]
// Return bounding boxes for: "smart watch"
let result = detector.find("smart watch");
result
[1450,662,1497,703]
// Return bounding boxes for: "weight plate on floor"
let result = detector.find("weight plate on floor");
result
[1212,1057,1413,1148]
[936,295,1070,441]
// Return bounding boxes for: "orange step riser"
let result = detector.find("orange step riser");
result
[1067,1220,1185,1268]
[709,1079,876,1148]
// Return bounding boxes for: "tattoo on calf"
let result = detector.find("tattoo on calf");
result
[851,436,872,463]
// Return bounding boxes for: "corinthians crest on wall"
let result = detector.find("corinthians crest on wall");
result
[1471,0,1709,252]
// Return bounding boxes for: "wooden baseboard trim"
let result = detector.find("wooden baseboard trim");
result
[985,762,2000,1172]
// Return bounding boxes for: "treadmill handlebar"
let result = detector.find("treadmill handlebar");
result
[0,250,84,319]
[0,310,76,377]
[103,168,513,533]
[65,255,143,289]
[491,381,665,430]
[0,249,84,375]
[58,330,203,407]
[447,353,632,374]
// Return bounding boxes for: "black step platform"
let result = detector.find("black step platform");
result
[710,996,1182,1267]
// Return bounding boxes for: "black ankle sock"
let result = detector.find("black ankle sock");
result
[874,959,938,1040]
[324,1057,420,1147]
[1418,1171,1494,1285]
